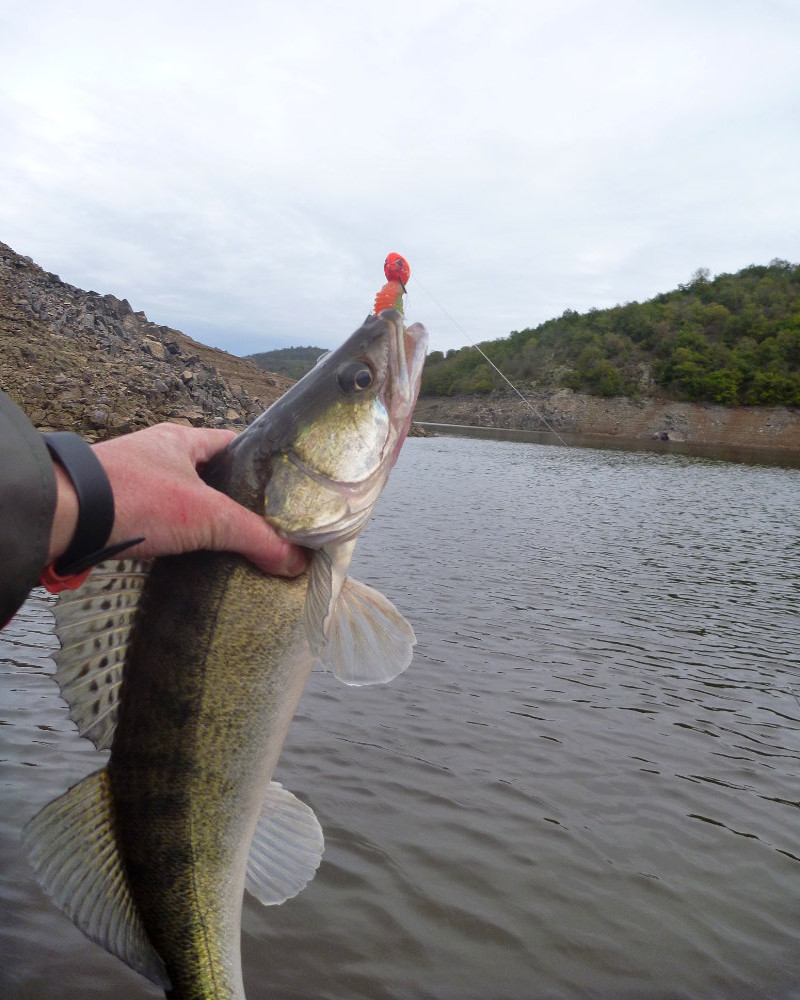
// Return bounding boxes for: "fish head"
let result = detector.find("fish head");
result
[220,309,427,547]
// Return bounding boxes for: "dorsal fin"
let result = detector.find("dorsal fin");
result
[53,559,151,749]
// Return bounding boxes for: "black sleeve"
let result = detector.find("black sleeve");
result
[0,390,57,626]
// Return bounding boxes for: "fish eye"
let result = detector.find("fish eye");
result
[337,361,375,393]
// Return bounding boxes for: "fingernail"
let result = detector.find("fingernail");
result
[286,548,309,576]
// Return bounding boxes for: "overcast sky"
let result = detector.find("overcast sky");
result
[1,0,798,356]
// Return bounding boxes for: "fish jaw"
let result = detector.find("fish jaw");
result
[384,315,427,468]
[383,312,428,418]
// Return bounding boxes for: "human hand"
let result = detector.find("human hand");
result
[48,423,307,577]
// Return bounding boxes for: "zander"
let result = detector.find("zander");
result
[24,278,427,999]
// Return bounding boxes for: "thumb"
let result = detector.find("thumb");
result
[209,496,309,577]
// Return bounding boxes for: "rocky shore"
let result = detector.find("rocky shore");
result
[0,241,292,439]
[414,388,800,452]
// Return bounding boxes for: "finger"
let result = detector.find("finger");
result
[209,496,308,577]
[181,427,238,465]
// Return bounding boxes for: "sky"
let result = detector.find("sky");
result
[1,0,798,357]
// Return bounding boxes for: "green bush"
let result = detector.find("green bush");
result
[420,260,800,406]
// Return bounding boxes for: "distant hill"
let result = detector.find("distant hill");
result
[423,261,800,406]
[247,346,327,380]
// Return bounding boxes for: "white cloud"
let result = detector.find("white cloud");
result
[1,0,799,355]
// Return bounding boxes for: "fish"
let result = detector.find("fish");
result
[23,305,428,998]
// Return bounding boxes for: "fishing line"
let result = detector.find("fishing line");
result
[411,277,569,447]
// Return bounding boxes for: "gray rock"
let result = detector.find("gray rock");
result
[144,338,167,361]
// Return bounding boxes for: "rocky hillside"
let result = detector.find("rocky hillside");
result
[0,241,293,439]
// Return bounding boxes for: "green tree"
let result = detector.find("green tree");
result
[419,258,800,406]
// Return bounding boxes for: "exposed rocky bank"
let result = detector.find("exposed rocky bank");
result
[0,241,293,439]
[414,388,800,452]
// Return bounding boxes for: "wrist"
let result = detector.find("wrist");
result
[47,462,80,563]
[40,432,144,590]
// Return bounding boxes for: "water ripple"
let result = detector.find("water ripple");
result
[3,438,800,998]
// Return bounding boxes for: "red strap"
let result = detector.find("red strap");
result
[39,563,93,594]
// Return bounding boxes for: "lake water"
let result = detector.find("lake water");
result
[1,434,799,999]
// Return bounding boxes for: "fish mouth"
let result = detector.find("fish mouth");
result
[403,320,428,396]
[379,311,428,464]
[379,310,428,418]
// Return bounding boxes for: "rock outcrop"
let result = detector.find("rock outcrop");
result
[0,241,293,439]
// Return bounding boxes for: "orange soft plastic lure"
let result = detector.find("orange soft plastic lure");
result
[373,252,411,314]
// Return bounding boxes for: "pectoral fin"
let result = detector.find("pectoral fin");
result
[305,545,416,686]
[23,769,169,989]
[323,577,416,686]
[245,782,324,906]
[304,542,356,654]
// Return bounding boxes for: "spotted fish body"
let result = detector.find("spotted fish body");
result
[109,557,312,998]
[24,307,428,998]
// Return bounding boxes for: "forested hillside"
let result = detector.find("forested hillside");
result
[247,345,326,380]
[422,261,800,406]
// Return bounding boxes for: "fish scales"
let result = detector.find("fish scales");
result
[110,554,310,998]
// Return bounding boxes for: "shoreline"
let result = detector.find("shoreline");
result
[413,421,800,468]
[413,390,800,454]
